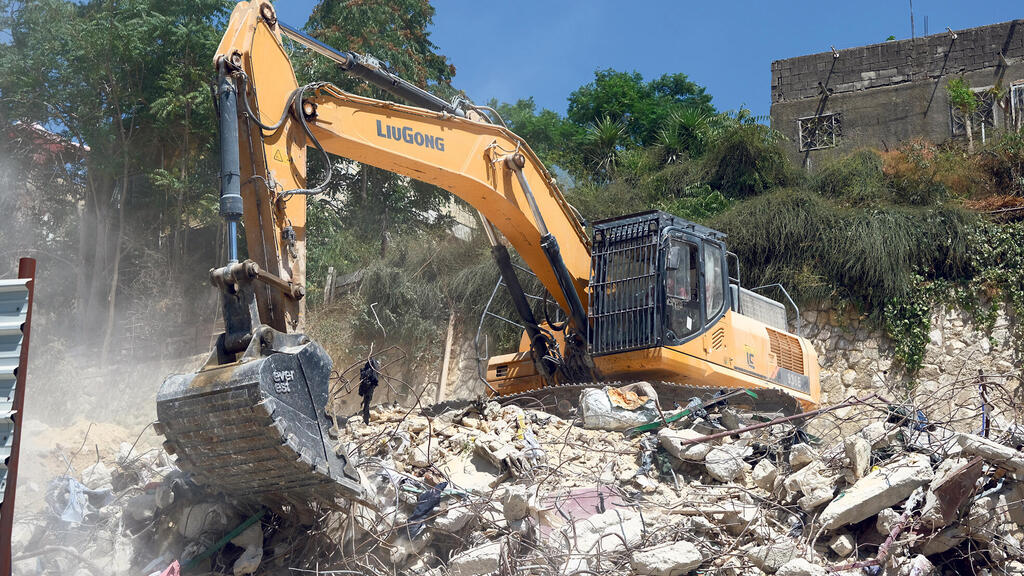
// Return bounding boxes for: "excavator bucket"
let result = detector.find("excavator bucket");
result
[155,328,364,506]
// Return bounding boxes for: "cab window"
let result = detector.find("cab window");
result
[703,242,725,321]
[665,239,700,342]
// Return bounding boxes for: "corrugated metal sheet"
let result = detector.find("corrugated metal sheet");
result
[0,279,29,501]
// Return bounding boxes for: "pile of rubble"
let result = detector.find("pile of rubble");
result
[11,436,311,575]
[13,381,1024,575]
[337,383,1024,576]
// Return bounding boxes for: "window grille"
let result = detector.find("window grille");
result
[797,113,841,152]
[1012,84,1024,131]
[951,89,995,137]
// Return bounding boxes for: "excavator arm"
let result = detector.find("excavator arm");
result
[213,0,591,335]
[156,0,597,508]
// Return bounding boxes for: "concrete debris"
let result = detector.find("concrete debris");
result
[829,533,855,557]
[818,453,933,530]
[229,523,263,576]
[499,485,531,522]
[752,459,778,491]
[957,432,1024,474]
[876,507,899,535]
[745,542,798,573]
[630,540,702,575]
[659,427,713,461]
[704,443,750,482]
[777,558,827,576]
[789,442,818,469]
[18,383,1024,576]
[844,435,871,479]
[909,554,937,576]
[447,541,501,576]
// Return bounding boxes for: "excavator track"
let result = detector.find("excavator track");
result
[426,380,803,422]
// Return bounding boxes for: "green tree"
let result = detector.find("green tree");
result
[0,0,227,362]
[301,0,460,257]
[947,76,979,153]
[489,97,584,172]
[567,69,713,149]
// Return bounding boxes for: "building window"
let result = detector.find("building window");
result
[797,113,841,152]
[1012,83,1024,131]
[951,88,995,137]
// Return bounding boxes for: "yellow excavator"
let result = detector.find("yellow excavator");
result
[156,1,820,508]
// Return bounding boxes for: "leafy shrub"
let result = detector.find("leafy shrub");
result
[704,124,796,198]
[658,183,730,221]
[811,148,890,206]
[883,276,932,373]
[881,140,951,205]
[712,188,974,311]
[979,130,1024,197]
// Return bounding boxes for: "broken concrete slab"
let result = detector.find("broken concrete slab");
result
[789,443,817,469]
[829,533,855,557]
[753,459,778,491]
[659,428,712,461]
[230,522,263,576]
[776,558,826,576]
[434,504,475,532]
[957,433,1024,474]
[818,453,933,530]
[876,508,899,535]
[784,461,837,507]
[908,554,936,576]
[704,444,749,483]
[918,526,967,555]
[630,540,703,575]
[745,542,797,573]
[448,541,502,576]
[571,508,647,554]
[859,422,900,448]
[798,486,834,511]
[500,485,531,522]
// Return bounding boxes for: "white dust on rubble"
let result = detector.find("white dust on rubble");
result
[319,380,1024,575]
[14,376,1024,575]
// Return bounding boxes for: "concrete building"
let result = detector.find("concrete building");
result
[770,20,1024,169]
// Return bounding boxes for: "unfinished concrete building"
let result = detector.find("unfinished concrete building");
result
[770,20,1024,168]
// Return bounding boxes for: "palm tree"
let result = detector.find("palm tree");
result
[584,115,628,180]
[657,107,720,163]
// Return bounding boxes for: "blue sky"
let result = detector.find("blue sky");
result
[275,1,1021,118]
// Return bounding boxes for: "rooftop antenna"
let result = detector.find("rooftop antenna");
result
[910,0,915,39]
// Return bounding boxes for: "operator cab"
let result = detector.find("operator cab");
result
[588,211,733,355]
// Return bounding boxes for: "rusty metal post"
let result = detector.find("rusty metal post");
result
[0,258,35,576]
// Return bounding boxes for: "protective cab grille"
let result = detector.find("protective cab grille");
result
[767,328,804,375]
[588,216,660,355]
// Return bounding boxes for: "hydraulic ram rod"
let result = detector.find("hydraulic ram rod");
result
[279,23,464,118]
